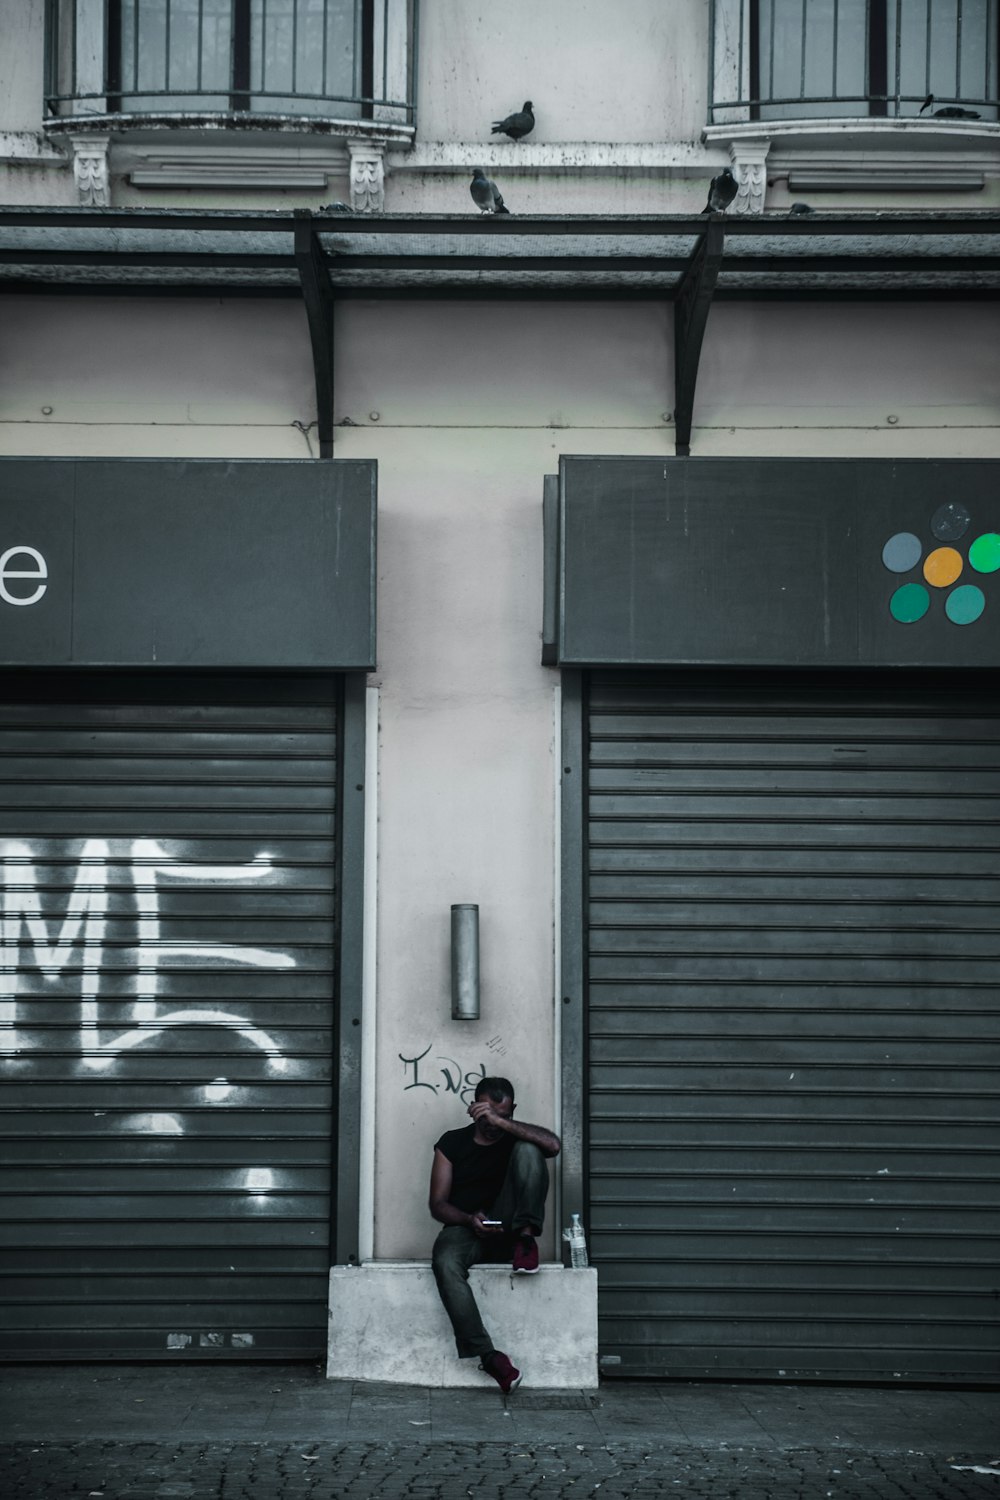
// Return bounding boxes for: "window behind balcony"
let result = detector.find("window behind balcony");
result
[108,0,363,116]
[713,0,998,122]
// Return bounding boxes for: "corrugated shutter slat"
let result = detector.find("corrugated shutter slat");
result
[587,671,1000,1382]
[0,672,339,1360]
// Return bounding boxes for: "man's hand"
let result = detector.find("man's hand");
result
[468,1099,503,1130]
[469,1210,504,1238]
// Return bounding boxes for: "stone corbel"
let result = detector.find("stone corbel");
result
[348,139,386,214]
[729,137,770,215]
[69,133,111,207]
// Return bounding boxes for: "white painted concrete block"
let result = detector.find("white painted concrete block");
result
[328,1261,598,1389]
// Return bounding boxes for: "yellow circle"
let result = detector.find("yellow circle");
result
[923,546,963,588]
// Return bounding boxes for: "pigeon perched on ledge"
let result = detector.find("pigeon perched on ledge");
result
[702,167,738,214]
[491,101,535,141]
[919,94,981,119]
[470,167,509,214]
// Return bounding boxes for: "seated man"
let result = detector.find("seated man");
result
[429,1075,561,1393]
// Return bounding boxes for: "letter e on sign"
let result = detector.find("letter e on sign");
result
[0,546,47,607]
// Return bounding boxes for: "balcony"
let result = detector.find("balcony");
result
[711,0,998,123]
[45,0,415,125]
[42,0,416,204]
[707,0,998,207]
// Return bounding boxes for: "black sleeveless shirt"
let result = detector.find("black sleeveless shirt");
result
[434,1124,516,1214]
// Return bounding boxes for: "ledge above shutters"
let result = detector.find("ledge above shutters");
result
[545,456,1000,670]
[0,459,376,671]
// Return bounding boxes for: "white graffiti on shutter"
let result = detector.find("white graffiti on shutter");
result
[1,838,294,1069]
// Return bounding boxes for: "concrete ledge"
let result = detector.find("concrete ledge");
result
[385,141,716,175]
[328,1261,598,1389]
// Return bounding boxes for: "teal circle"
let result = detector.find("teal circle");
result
[889,583,930,623]
[968,533,1000,574]
[882,532,922,573]
[945,584,985,625]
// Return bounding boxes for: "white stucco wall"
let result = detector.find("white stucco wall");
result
[0,0,47,134]
[1,294,997,1267]
[0,0,75,205]
[0,296,317,453]
[414,0,707,146]
[331,299,675,1259]
[698,303,1000,436]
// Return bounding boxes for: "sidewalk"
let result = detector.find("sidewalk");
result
[2,1363,998,1499]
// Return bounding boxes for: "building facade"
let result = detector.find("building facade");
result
[1,0,999,1382]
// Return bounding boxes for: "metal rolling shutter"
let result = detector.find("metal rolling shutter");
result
[0,672,339,1360]
[587,670,1000,1382]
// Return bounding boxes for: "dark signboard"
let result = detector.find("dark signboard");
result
[548,456,1000,668]
[0,459,376,669]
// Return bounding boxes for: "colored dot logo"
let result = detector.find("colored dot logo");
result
[969,532,1000,574]
[889,582,929,623]
[882,503,994,626]
[922,547,962,588]
[946,585,986,625]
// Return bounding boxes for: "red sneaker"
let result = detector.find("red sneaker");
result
[480,1350,522,1394]
[512,1234,540,1274]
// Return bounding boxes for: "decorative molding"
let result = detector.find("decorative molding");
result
[122,141,349,189]
[728,138,769,214]
[704,117,1000,149]
[704,117,999,176]
[45,113,414,147]
[385,142,717,175]
[348,139,386,213]
[787,168,985,191]
[705,118,999,200]
[44,116,411,196]
[68,133,110,206]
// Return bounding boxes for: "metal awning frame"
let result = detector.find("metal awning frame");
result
[673,218,725,457]
[3,207,999,458]
[293,210,335,459]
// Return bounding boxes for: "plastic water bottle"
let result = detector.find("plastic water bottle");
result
[563,1212,588,1268]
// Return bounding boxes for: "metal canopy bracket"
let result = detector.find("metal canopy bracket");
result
[293,209,335,459]
[673,218,725,457]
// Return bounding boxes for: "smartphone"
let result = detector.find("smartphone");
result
[481,1219,502,1226]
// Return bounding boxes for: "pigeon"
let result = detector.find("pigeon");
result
[320,201,351,213]
[789,201,815,215]
[919,93,981,119]
[491,101,535,141]
[701,167,738,214]
[470,167,509,214]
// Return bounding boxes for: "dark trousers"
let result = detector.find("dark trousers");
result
[431,1140,549,1359]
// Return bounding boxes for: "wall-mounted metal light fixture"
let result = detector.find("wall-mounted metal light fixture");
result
[451,904,480,1021]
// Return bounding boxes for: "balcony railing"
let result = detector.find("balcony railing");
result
[44,0,416,126]
[711,0,998,123]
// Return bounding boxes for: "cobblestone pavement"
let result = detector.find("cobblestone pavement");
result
[2,1367,997,1500]
[3,1438,1000,1500]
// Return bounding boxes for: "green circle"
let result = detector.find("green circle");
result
[889,583,930,623]
[945,584,986,625]
[968,533,1000,574]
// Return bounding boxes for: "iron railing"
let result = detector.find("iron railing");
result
[710,0,998,122]
[44,0,416,125]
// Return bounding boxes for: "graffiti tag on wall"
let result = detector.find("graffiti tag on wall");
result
[399,1043,490,1103]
